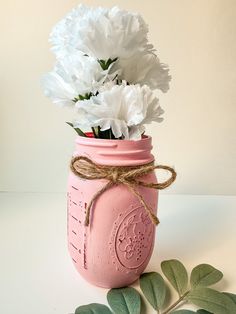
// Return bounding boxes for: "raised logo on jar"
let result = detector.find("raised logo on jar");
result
[114,206,154,270]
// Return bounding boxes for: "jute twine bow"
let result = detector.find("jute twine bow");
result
[70,156,177,227]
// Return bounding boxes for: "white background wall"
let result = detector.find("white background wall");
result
[1,0,235,194]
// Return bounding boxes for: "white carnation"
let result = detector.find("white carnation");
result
[97,80,117,93]
[74,84,164,140]
[49,4,152,60]
[49,5,91,59]
[112,52,171,92]
[42,53,111,106]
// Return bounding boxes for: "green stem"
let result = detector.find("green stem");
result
[91,127,97,138]
[162,290,190,314]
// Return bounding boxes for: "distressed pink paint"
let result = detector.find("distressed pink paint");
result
[67,135,158,288]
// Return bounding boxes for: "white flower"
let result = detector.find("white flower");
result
[49,5,91,59]
[112,52,171,92]
[74,83,164,140]
[49,4,153,60]
[44,4,171,139]
[97,80,117,93]
[42,53,112,106]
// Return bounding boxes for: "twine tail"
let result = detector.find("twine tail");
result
[124,182,160,226]
[84,181,115,226]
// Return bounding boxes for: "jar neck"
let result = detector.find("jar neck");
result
[74,135,154,166]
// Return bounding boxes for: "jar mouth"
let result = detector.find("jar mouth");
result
[75,134,154,166]
[76,133,151,144]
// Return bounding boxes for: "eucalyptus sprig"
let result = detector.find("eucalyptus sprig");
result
[73,259,236,314]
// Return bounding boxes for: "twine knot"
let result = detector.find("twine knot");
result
[110,169,119,183]
[70,156,176,227]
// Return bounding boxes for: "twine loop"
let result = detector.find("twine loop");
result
[70,156,177,227]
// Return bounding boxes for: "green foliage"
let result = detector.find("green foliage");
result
[190,264,223,288]
[172,309,213,313]
[223,292,236,304]
[97,127,117,139]
[187,287,236,314]
[73,93,92,102]
[107,287,141,314]
[98,57,118,70]
[172,310,196,313]
[78,93,93,101]
[161,259,188,296]
[140,272,166,310]
[73,260,236,314]
[75,303,112,313]
[66,122,87,137]
[66,122,122,139]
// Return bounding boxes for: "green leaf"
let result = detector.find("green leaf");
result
[187,287,236,314]
[161,259,188,296]
[98,59,106,70]
[66,122,86,137]
[190,264,223,288]
[223,292,236,304]
[91,127,98,138]
[77,93,92,101]
[172,310,196,313]
[107,287,141,314]
[140,272,166,310]
[98,57,118,70]
[98,128,117,139]
[197,310,212,313]
[75,303,112,314]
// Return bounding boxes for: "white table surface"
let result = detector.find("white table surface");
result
[0,193,235,314]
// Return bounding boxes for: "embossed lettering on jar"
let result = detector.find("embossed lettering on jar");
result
[67,135,158,288]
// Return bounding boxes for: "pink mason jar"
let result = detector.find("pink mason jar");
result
[67,135,158,288]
